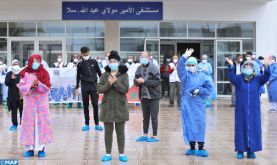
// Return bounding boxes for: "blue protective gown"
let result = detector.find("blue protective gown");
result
[268,63,277,102]
[197,62,217,100]
[228,65,270,152]
[177,56,213,144]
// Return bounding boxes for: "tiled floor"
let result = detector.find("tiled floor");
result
[0,98,276,165]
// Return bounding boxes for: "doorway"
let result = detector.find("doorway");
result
[177,43,201,61]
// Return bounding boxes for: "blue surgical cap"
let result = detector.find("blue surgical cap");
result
[186,57,198,65]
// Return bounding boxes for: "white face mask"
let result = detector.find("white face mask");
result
[0,61,3,65]
[97,59,102,63]
[187,66,197,73]
[12,65,21,74]
[239,58,243,62]
[272,60,276,63]
[246,57,252,61]
[73,59,78,63]
[173,59,178,63]
[166,59,171,62]
[83,56,89,61]
[202,60,208,63]
[57,58,62,63]
[128,59,133,63]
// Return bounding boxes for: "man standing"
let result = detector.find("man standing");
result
[76,47,103,131]
[135,51,161,143]
[230,54,243,107]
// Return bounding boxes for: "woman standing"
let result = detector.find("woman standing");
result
[18,54,53,157]
[97,51,129,162]
[226,57,270,159]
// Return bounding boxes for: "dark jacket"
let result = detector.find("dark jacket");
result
[5,71,22,111]
[98,65,129,123]
[76,57,102,90]
[233,61,244,74]
[134,62,161,100]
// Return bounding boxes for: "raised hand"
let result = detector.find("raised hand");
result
[183,48,194,58]
[225,57,234,66]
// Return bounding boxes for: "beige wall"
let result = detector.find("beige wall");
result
[104,21,120,52]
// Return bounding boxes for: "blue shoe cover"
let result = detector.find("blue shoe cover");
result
[95,125,103,131]
[119,155,128,162]
[147,137,160,143]
[10,126,17,131]
[196,150,208,157]
[23,150,34,157]
[247,152,256,159]
[38,151,46,157]
[101,155,112,162]
[136,136,148,142]
[185,149,196,155]
[82,125,90,131]
[237,152,244,159]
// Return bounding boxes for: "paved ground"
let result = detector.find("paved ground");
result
[0,98,276,165]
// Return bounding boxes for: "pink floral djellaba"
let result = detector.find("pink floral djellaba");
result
[18,72,53,146]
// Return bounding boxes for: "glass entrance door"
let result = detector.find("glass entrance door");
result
[144,39,160,65]
[10,40,34,66]
[216,40,242,96]
[39,40,64,67]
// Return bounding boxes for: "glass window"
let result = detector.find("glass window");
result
[217,83,232,95]
[0,38,7,51]
[243,39,254,53]
[217,42,240,53]
[160,22,187,37]
[0,53,7,64]
[66,38,104,52]
[120,22,158,37]
[37,22,65,37]
[9,22,36,37]
[217,53,238,67]
[217,23,254,38]
[0,22,7,36]
[66,22,104,37]
[188,22,215,37]
[120,38,144,52]
[217,68,229,81]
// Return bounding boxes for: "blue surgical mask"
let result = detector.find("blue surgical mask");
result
[140,58,149,65]
[32,62,40,70]
[109,63,119,71]
[242,68,253,76]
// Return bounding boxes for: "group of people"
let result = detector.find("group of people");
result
[3,45,277,162]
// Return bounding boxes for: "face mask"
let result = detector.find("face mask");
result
[246,57,252,61]
[109,63,119,71]
[140,58,149,65]
[239,58,243,62]
[202,60,208,63]
[187,66,197,73]
[32,62,40,70]
[242,68,253,76]
[83,56,89,61]
[12,65,21,74]
[166,59,171,62]
[0,61,3,65]
[73,59,78,63]
[97,59,102,63]
[272,60,276,64]
[173,59,178,63]
[251,55,256,59]
[128,59,133,63]
[57,58,62,63]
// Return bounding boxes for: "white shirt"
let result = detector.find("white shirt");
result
[236,62,241,75]
[168,62,180,82]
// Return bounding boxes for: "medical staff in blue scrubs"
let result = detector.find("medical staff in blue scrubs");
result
[177,48,212,157]
[268,56,277,112]
[226,57,270,159]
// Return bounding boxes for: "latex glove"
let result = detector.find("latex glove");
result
[182,48,194,58]
[190,88,200,96]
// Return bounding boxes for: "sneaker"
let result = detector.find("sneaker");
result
[247,152,256,159]
[119,155,128,162]
[38,150,46,157]
[236,152,244,159]
[95,125,103,131]
[196,150,208,157]
[147,137,160,143]
[136,136,148,142]
[9,126,17,131]
[185,149,196,155]
[101,155,112,162]
[82,125,90,131]
[23,150,34,157]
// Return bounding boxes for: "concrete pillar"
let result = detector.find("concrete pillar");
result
[104,21,120,52]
